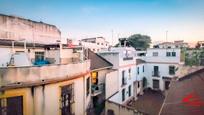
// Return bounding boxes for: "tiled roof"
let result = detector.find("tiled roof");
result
[136,59,146,65]
[88,49,113,71]
[160,68,204,115]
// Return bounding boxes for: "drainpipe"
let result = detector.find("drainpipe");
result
[83,76,85,115]
[12,41,15,53]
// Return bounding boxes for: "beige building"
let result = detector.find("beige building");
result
[0,43,93,115]
[0,14,61,44]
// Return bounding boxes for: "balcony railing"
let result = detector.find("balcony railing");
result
[152,71,160,77]
[91,83,104,96]
[121,77,127,86]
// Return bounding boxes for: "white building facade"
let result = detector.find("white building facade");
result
[80,37,109,53]
[99,47,137,104]
[138,48,183,91]
[153,40,189,49]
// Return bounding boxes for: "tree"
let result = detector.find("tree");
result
[195,42,201,49]
[115,34,151,50]
[127,34,151,50]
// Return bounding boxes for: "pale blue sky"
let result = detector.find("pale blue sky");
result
[0,0,204,44]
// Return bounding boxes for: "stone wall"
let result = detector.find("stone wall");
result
[0,14,61,44]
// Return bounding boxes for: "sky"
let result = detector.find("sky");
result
[0,0,204,45]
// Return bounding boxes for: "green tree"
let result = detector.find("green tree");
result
[115,34,151,50]
[127,34,151,49]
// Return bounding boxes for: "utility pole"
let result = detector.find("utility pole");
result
[111,29,113,46]
[166,30,168,48]
[166,30,168,42]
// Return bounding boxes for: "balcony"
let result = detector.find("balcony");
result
[152,71,160,77]
[0,60,90,87]
[121,77,127,87]
[91,83,104,96]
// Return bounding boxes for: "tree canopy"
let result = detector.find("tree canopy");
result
[115,34,151,50]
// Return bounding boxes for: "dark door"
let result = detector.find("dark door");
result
[165,81,170,90]
[61,85,74,115]
[153,79,159,89]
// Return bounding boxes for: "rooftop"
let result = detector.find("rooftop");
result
[0,13,58,28]
[88,49,113,71]
[160,68,204,115]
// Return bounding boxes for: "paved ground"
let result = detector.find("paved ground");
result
[129,89,165,115]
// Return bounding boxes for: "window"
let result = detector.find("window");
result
[153,66,159,77]
[97,43,99,45]
[172,52,176,57]
[137,67,139,75]
[153,52,158,56]
[169,66,175,75]
[101,43,103,45]
[122,88,125,101]
[153,79,159,89]
[128,85,131,97]
[166,52,171,57]
[61,84,74,115]
[107,109,114,115]
[86,77,90,96]
[91,72,98,84]
[93,49,95,51]
[143,65,144,72]
[0,96,23,115]
[122,71,126,86]
[35,52,44,61]
[128,68,131,77]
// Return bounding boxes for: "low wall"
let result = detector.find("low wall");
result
[105,100,144,115]
[0,60,90,87]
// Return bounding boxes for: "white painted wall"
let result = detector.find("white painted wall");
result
[80,37,109,53]
[145,48,181,64]
[0,46,45,67]
[0,47,12,67]
[101,47,137,104]
[105,70,119,99]
[144,63,178,91]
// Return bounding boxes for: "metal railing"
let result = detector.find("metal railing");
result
[91,83,104,96]
[152,71,160,77]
